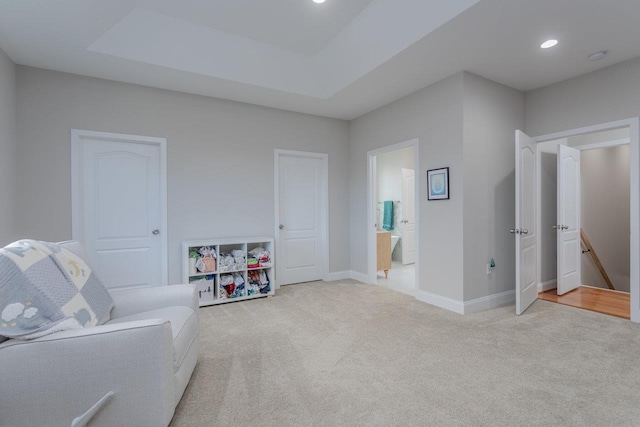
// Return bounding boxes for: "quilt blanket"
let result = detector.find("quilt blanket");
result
[0,240,113,339]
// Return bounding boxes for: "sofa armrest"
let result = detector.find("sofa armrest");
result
[0,320,176,427]
[0,318,167,346]
[109,284,198,319]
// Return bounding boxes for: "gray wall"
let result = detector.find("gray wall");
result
[15,66,351,284]
[581,145,630,292]
[462,73,524,301]
[0,48,16,246]
[350,72,465,300]
[526,57,640,136]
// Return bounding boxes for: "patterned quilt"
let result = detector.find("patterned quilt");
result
[0,240,114,339]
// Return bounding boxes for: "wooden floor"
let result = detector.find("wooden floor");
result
[539,286,630,319]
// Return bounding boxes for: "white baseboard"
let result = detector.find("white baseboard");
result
[414,289,515,315]
[538,280,557,292]
[328,275,513,316]
[349,271,370,283]
[325,271,351,281]
[463,289,515,314]
[324,271,371,283]
[415,290,464,315]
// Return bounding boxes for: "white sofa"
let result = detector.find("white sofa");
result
[0,241,199,427]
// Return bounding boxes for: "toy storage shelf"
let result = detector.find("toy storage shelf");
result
[182,236,275,307]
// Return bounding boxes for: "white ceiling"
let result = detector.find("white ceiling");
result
[1,0,640,120]
[134,0,376,55]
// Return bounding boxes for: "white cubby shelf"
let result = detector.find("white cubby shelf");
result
[182,236,275,307]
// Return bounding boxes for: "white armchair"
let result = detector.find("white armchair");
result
[0,243,199,427]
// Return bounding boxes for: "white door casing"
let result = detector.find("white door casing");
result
[401,168,416,265]
[527,117,639,322]
[274,150,328,286]
[557,144,581,295]
[72,130,167,289]
[515,130,538,315]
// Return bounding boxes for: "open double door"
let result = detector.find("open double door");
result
[515,131,581,315]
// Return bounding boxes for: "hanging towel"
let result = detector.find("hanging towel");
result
[382,201,394,231]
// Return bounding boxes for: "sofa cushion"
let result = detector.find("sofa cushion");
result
[0,240,114,339]
[106,306,198,369]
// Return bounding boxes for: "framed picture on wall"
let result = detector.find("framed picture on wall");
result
[427,167,449,200]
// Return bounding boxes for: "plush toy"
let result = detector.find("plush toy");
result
[195,246,217,272]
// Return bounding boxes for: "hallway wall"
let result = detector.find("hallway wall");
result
[351,72,524,309]
[350,72,465,301]
[581,145,630,292]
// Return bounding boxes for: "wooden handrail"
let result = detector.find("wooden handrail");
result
[580,228,615,290]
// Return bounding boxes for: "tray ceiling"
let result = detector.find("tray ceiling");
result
[1,0,640,119]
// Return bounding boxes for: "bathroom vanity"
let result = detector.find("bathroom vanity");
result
[377,231,392,278]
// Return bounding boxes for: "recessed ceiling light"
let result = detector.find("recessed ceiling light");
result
[540,39,558,49]
[589,50,608,61]
[313,0,325,3]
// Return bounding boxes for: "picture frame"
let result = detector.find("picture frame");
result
[427,167,449,200]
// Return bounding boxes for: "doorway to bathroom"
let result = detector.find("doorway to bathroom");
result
[367,139,418,296]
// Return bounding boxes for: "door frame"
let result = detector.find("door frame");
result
[400,167,416,265]
[531,118,639,322]
[274,149,329,288]
[71,129,168,285]
[366,138,420,290]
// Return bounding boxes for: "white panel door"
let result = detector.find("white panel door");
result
[401,168,416,265]
[515,130,538,315]
[277,153,326,285]
[557,144,581,295]
[76,136,163,289]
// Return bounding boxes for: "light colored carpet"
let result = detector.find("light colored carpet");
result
[170,280,640,426]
